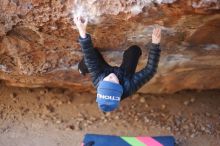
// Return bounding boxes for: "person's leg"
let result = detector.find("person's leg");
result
[78,57,89,76]
[93,48,111,69]
[78,48,110,76]
[120,45,142,77]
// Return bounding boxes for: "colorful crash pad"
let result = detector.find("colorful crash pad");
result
[82,134,175,146]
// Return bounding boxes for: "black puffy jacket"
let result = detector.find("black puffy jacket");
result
[79,34,161,100]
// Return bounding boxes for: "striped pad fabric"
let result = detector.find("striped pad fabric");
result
[83,134,175,146]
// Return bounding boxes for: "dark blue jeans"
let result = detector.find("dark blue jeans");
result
[78,45,142,76]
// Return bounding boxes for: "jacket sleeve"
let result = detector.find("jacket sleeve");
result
[78,33,103,85]
[124,43,161,97]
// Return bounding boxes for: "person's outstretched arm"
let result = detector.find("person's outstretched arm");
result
[123,27,162,98]
[74,16,103,85]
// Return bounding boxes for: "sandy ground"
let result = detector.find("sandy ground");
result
[0,81,219,146]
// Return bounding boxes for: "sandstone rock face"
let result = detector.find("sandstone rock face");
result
[0,0,220,93]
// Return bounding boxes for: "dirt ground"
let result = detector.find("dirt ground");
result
[0,81,219,146]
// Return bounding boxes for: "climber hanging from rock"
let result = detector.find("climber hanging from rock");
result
[73,15,161,112]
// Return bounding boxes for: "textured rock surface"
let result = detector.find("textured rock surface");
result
[0,0,220,93]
